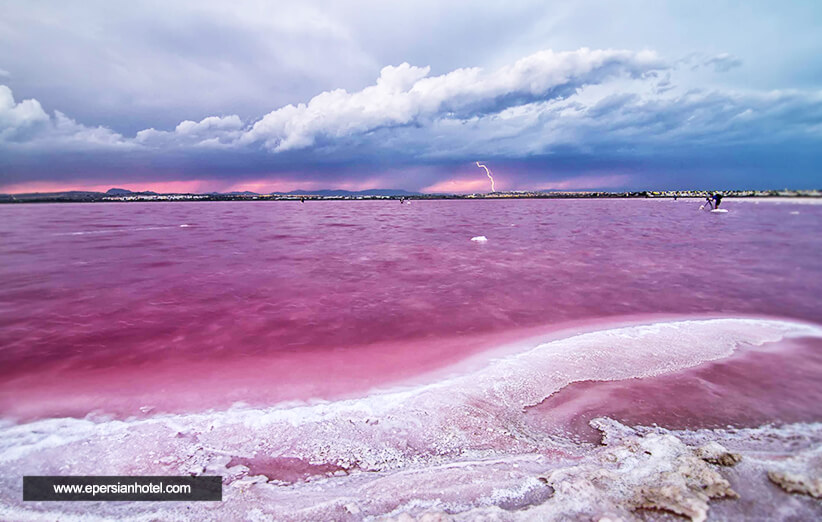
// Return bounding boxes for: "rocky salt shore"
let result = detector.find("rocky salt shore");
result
[3,417,821,521]
[377,418,822,522]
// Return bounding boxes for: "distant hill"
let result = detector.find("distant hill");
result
[274,189,420,196]
[106,188,158,195]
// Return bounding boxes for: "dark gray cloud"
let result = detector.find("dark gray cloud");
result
[704,53,743,72]
[0,1,377,134]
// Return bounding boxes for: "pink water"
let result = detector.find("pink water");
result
[2,198,822,520]
[0,199,820,422]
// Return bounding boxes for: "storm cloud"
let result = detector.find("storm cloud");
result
[1,1,821,192]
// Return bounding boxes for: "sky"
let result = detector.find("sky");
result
[1,0,821,194]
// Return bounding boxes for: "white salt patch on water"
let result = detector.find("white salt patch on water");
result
[55,226,180,236]
[471,236,488,242]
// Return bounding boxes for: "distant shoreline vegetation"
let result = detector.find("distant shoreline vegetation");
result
[0,188,820,204]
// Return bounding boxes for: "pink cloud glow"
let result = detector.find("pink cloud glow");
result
[422,178,499,194]
[222,178,385,194]
[0,180,225,194]
[537,174,632,191]
[1,171,632,196]
[0,177,388,195]
[421,173,631,194]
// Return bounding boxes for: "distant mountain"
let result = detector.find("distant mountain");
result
[223,191,260,196]
[274,189,420,196]
[106,188,157,195]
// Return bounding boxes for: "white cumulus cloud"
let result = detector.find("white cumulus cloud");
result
[0,84,127,148]
[3,46,820,163]
[239,48,665,152]
[136,114,244,148]
[0,85,50,140]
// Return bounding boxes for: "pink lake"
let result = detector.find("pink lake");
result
[0,198,821,422]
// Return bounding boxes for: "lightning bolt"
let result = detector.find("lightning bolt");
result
[476,161,496,192]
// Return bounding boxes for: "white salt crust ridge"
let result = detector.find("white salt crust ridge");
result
[3,420,822,521]
[2,317,822,520]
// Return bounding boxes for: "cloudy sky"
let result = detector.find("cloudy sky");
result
[1,0,820,193]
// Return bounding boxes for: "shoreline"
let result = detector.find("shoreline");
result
[1,191,820,204]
